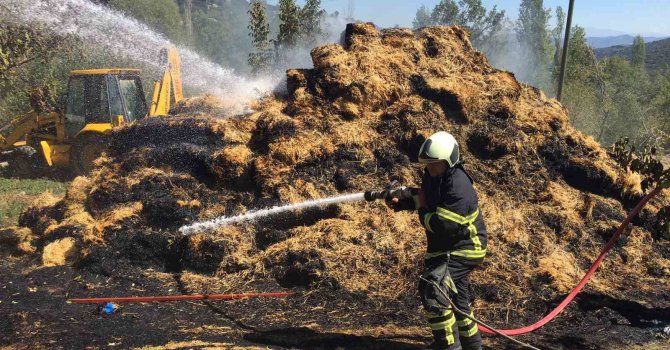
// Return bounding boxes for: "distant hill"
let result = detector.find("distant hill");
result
[587,35,667,48]
[594,37,670,71]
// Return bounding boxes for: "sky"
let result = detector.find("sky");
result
[268,0,670,37]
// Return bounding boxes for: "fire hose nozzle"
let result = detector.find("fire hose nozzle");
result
[364,190,387,201]
[364,185,417,202]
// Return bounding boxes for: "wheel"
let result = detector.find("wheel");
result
[71,133,109,176]
[3,146,40,178]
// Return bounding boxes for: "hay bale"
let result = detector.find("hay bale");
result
[0,226,35,255]
[18,193,63,236]
[182,226,254,274]
[536,249,584,294]
[42,237,78,266]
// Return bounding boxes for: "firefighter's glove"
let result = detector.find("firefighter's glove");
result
[385,187,420,212]
[388,197,416,212]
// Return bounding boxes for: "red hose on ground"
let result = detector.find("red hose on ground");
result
[68,291,295,304]
[479,187,662,336]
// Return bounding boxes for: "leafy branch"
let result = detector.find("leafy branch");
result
[612,137,670,238]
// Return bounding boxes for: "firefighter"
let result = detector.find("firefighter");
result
[387,131,486,350]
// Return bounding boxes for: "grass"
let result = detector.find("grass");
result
[0,178,67,227]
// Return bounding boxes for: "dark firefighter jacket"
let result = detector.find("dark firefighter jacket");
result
[417,164,487,260]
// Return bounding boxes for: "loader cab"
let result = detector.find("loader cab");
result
[64,69,147,138]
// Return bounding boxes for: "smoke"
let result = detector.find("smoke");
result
[476,20,557,93]
[2,0,277,114]
[275,15,348,70]
[267,14,348,96]
[477,21,538,87]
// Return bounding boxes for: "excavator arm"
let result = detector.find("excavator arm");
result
[149,47,184,117]
[0,111,60,153]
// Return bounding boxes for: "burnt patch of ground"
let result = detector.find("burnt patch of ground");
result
[2,254,669,350]
[0,256,249,349]
[576,293,670,328]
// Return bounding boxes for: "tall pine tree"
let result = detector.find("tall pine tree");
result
[516,0,552,87]
[277,0,300,50]
[632,35,646,70]
[247,0,271,74]
[300,0,324,46]
[412,5,433,29]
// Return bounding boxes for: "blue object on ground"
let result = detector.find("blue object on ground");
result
[102,302,118,314]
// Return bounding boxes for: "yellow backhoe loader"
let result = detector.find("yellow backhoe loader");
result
[0,47,184,177]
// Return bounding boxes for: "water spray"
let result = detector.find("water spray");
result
[179,193,367,236]
[179,183,415,236]
[3,0,277,111]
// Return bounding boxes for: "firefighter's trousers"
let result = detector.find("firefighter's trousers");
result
[419,254,483,350]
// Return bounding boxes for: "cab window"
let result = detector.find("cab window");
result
[65,75,110,137]
[118,76,147,121]
[106,75,124,117]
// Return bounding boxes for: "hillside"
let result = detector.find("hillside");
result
[595,37,670,71]
[587,35,667,49]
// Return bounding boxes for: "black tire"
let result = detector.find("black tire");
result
[71,133,109,176]
[3,146,41,178]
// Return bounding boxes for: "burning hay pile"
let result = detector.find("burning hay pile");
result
[4,23,670,328]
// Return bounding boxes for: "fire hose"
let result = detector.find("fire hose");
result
[67,291,295,304]
[478,186,662,336]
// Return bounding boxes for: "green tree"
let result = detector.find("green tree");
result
[0,24,76,83]
[551,6,565,69]
[0,23,81,125]
[300,0,324,45]
[429,0,505,47]
[600,57,649,144]
[516,0,552,88]
[186,0,257,71]
[277,0,300,50]
[191,6,232,65]
[430,0,459,25]
[632,35,646,70]
[655,71,670,145]
[248,0,272,74]
[109,0,184,43]
[413,5,433,29]
[559,26,602,135]
[558,26,669,149]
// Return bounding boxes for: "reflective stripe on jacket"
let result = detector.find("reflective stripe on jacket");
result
[418,165,487,260]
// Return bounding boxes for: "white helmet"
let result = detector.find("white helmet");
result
[418,131,460,167]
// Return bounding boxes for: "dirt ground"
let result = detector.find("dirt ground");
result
[2,251,668,350]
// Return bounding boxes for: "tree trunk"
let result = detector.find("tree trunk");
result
[184,0,193,44]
